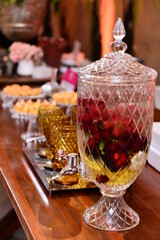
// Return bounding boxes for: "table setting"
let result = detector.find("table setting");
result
[0,17,159,238]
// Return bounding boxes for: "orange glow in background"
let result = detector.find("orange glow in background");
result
[100,0,115,56]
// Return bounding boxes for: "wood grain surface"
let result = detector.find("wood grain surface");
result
[0,104,160,240]
[0,76,50,87]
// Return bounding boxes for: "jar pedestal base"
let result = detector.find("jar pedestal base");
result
[83,194,139,231]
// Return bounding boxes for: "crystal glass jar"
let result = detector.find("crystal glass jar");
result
[77,18,157,231]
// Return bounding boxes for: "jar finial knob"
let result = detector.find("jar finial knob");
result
[110,18,127,53]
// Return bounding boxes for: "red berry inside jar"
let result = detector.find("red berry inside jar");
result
[78,97,148,180]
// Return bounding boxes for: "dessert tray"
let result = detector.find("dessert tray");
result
[10,108,37,120]
[23,146,96,192]
[0,90,45,108]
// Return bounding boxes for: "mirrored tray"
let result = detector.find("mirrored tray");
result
[23,146,96,192]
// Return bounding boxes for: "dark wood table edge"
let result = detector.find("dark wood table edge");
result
[0,166,46,240]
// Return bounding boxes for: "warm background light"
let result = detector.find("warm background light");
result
[100,0,115,56]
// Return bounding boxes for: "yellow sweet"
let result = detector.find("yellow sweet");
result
[3,84,42,97]
[14,99,55,115]
[52,91,77,105]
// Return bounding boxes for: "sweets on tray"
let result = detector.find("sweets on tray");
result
[3,84,42,97]
[13,99,56,115]
[52,91,77,105]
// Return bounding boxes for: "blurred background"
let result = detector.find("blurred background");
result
[0,0,159,83]
[0,1,160,239]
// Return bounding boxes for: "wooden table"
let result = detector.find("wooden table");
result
[0,104,160,240]
[0,76,50,87]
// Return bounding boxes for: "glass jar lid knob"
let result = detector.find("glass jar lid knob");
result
[110,18,127,54]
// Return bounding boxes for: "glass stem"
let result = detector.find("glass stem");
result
[100,189,125,198]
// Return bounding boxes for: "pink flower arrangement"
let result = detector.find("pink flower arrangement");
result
[9,42,44,63]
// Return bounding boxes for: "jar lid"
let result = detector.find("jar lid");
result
[78,18,157,83]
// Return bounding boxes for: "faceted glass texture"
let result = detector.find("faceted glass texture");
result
[78,52,157,82]
[77,77,155,231]
[77,80,155,192]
